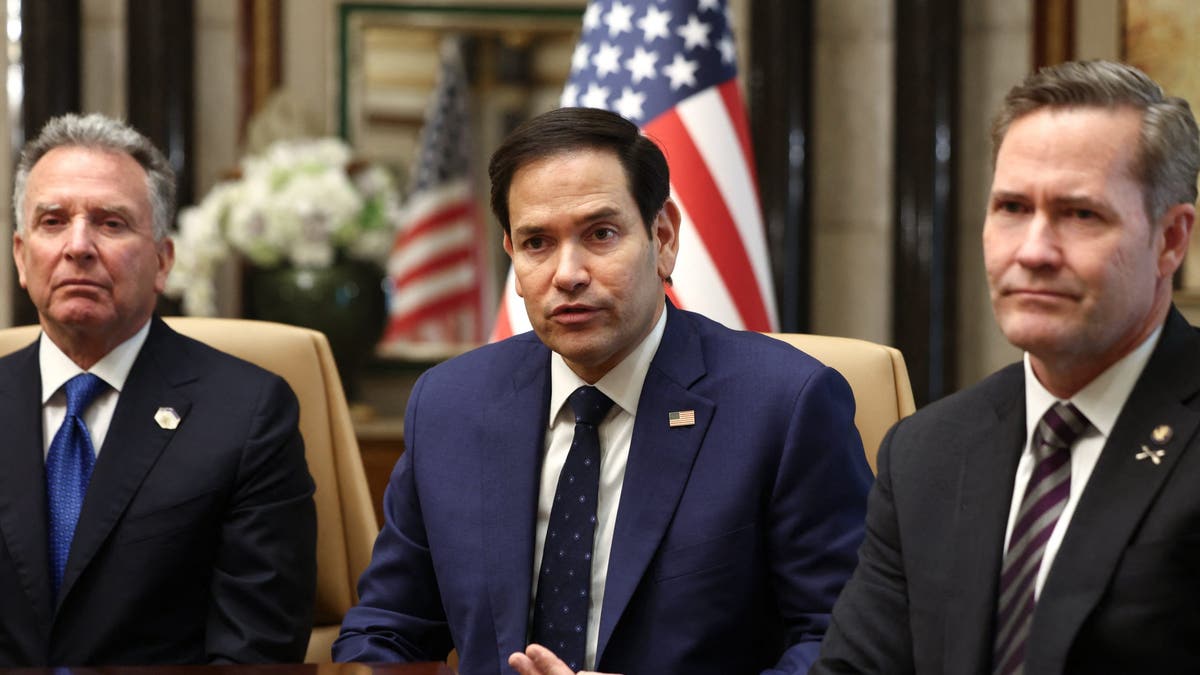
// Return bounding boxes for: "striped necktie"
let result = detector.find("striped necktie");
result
[993,401,1089,674]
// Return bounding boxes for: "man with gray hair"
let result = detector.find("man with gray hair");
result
[814,59,1200,674]
[0,113,316,665]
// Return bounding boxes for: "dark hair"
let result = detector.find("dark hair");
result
[991,60,1200,222]
[488,107,670,235]
[14,113,176,239]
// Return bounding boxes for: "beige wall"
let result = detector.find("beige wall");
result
[810,0,894,344]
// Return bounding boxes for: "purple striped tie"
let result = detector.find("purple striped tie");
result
[993,401,1089,674]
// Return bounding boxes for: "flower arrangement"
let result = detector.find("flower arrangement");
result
[166,137,400,316]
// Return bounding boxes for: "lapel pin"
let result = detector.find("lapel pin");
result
[1151,424,1173,444]
[154,406,181,430]
[1136,445,1165,465]
[668,410,695,428]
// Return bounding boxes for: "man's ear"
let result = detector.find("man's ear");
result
[1156,202,1195,280]
[12,231,27,289]
[654,199,681,280]
[154,237,175,294]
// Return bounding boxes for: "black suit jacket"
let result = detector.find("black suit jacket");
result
[0,317,317,666]
[815,307,1200,674]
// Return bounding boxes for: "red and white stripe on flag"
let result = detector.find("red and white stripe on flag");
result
[489,0,776,341]
[384,36,489,355]
[385,182,486,350]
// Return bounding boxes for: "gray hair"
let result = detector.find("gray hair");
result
[13,113,176,239]
[991,59,1200,223]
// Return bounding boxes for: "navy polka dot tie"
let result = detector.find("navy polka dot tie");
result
[531,385,614,671]
[46,373,106,597]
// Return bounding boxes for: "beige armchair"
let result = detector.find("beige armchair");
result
[765,333,916,471]
[0,318,378,663]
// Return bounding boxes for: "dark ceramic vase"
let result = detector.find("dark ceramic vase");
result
[246,260,387,400]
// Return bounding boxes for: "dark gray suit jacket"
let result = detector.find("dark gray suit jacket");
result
[0,317,317,666]
[814,307,1200,674]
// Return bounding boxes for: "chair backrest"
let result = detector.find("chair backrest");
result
[0,318,378,663]
[764,333,915,471]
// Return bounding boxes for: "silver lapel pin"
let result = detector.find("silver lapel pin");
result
[154,406,182,430]
[1136,444,1165,465]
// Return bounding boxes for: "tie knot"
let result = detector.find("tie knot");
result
[63,373,106,417]
[1037,401,1089,451]
[569,385,614,426]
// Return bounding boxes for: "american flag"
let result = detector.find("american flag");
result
[668,409,696,427]
[490,0,777,341]
[382,35,489,356]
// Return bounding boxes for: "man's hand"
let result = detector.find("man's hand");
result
[507,644,621,675]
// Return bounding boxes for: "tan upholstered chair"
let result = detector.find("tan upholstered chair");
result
[764,333,916,472]
[0,318,379,663]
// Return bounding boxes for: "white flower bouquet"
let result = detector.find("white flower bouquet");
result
[166,138,400,316]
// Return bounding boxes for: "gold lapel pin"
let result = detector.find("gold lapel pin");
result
[1151,424,1173,444]
[1136,444,1165,465]
[154,406,181,430]
[668,410,695,428]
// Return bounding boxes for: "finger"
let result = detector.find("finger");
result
[508,651,540,675]
[524,644,575,674]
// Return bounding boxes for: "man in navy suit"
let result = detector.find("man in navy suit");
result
[815,61,1200,674]
[334,107,872,674]
[0,113,316,665]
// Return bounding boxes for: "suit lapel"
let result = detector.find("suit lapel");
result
[482,339,551,665]
[596,307,712,662]
[1028,309,1200,673]
[943,366,1026,673]
[57,318,195,606]
[0,341,56,629]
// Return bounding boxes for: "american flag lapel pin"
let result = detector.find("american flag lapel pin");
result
[668,410,696,428]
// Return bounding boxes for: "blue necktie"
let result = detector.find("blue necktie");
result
[532,385,614,671]
[46,372,106,597]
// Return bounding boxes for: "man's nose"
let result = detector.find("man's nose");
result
[63,218,98,260]
[552,243,590,291]
[1013,212,1062,270]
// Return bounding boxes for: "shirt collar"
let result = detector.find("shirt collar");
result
[548,306,668,427]
[1023,323,1162,441]
[39,319,153,404]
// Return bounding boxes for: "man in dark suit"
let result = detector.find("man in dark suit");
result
[0,113,317,665]
[334,107,872,674]
[814,60,1200,674]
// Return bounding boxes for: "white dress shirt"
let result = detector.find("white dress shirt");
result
[530,309,667,670]
[1004,325,1161,598]
[39,320,152,458]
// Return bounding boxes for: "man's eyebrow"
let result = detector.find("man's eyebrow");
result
[89,205,137,222]
[30,203,138,223]
[988,190,1026,202]
[511,206,625,237]
[577,206,621,223]
[511,223,547,238]
[31,203,62,218]
[1050,194,1109,211]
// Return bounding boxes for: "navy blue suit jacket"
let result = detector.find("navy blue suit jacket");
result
[335,305,872,674]
[0,317,316,666]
